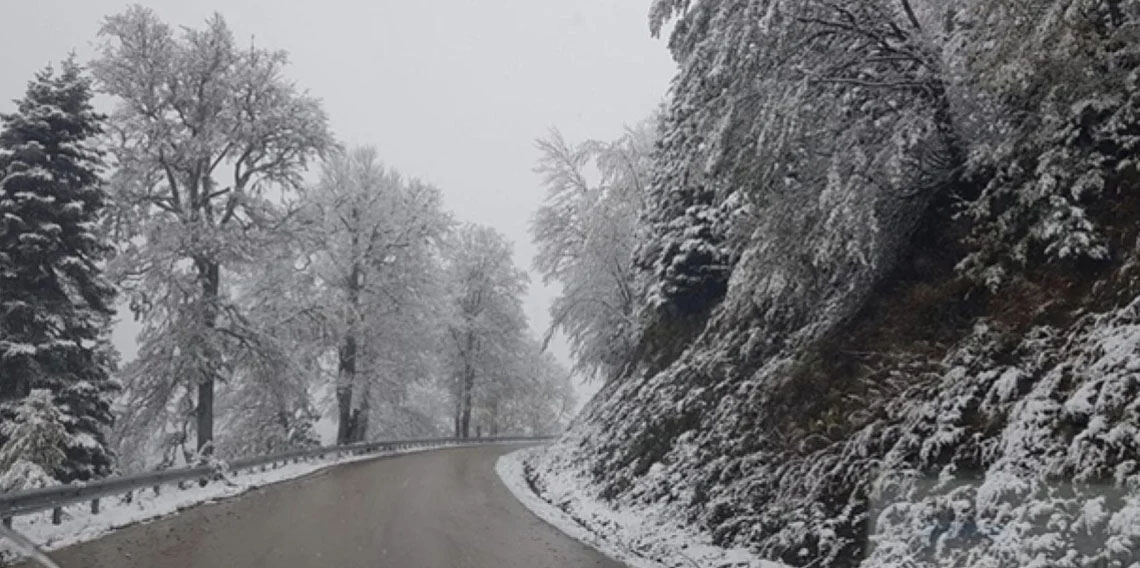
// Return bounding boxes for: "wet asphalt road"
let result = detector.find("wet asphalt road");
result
[39,445,625,568]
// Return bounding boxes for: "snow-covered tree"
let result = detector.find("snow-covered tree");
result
[631,0,965,354]
[532,121,653,381]
[94,7,334,459]
[0,58,118,482]
[475,339,576,436]
[952,0,1140,288]
[213,232,324,457]
[306,147,450,443]
[0,390,68,491]
[443,224,529,438]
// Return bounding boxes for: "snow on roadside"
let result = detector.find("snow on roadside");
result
[496,446,789,568]
[1,442,469,560]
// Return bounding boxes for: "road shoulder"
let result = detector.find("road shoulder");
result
[497,447,788,568]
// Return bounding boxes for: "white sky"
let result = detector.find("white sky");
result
[0,1,676,403]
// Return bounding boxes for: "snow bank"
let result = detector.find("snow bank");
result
[497,447,789,568]
[0,442,460,560]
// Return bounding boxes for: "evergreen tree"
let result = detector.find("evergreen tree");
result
[0,57,118,482]
[0,390,68,491]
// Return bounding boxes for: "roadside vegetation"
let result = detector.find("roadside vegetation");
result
[529,1,1140,566]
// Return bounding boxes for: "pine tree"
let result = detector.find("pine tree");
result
[0,57,118,482]
[0,390,68,491]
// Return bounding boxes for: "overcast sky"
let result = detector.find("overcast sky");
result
[0,1,676,403]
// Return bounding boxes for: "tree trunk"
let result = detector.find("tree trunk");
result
[195,258,220,457]
[336,333,356,445]
[354,382,371,442]
[196,379,214,454]
[489,400,499,437]
[453,393,462,438]
[459,363,474,439]
[336,261,362,445]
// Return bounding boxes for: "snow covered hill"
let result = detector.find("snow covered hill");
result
[526,1,1140,567]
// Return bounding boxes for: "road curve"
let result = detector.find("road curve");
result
[37,445,625,568]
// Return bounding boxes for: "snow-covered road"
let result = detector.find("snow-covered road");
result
[19,444,623,568]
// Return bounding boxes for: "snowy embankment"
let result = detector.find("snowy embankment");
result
[0,443,455,560]
[497,447,788,568]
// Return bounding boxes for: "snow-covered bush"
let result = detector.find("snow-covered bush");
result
[953,0,1140,288]
[0,390,67,492]
[0,460,59,493]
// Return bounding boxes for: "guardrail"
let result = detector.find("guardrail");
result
[0,435,550,527]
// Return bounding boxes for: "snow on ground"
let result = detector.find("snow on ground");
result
[0,442,472,561]
[497,446,789,568]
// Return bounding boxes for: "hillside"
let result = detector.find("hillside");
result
[528,1,1140,566]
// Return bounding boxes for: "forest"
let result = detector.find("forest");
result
[527,0,1140,567]
[0,5,574,490]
